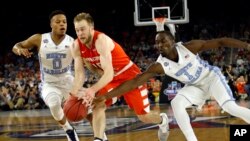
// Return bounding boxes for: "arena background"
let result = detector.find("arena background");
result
[1,0,249,56]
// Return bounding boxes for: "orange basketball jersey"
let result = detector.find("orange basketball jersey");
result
[78,30,131,74]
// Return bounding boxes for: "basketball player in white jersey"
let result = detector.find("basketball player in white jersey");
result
[93,20,250,141]
[12,10,80,141]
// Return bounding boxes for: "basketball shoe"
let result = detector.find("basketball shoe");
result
[158,113,169,141]
[104,132,109,141]
[66,128,80,141]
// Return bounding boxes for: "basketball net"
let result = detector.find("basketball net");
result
[153,17,167,32]
[153,17,176,36]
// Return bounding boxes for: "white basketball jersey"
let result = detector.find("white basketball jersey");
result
[156,42,216,84]
[38,33,74,82]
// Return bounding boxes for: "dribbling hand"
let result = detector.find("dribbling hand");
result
[77,87,95,107]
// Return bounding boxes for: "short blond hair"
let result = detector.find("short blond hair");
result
[73,12,94,26]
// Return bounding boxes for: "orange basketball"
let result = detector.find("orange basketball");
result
[63,95,88,122]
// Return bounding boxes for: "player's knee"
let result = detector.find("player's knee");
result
[221,101,236,113]
[93,102,106,111]
[171,96,180,109]
[171,95,189,110]
[47,93,61,108]
[46,93,64,121]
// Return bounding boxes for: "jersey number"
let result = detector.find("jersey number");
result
[53,58,62,69]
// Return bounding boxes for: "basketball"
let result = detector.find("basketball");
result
[63,95,88,122]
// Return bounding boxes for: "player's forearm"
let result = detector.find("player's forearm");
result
[104,80,136,99]
[71,73,85,96]
[91,70,113,93]
[70,58,85,96]
[220,38,249,49]
[104,73,150,100]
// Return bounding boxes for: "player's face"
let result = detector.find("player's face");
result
[155,33,175,57]
[74,19,93,45]
[50,14,67,36]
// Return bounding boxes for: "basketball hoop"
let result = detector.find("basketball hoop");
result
[153,17,176,36]
[153,17,167,24]
[134,0,189,26]
[153,17,167,32]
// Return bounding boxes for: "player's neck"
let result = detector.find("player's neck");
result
[85,35,94,49]
[169,49,179,62]
[51,33,66,45]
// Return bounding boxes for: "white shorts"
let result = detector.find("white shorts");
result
[176,69,234,108]
[40,75,74,105]
[177,85,208,110]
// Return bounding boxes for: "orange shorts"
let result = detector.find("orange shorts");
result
[97,64,150,115]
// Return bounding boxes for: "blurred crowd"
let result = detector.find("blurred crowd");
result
[1,21,250,111]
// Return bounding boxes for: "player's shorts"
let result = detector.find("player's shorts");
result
[40,74,74,105]
[177,67,235,109]
[97,63,150,115]
[177,85,208,110]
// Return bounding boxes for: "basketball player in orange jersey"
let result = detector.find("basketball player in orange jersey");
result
[70,12,169,141]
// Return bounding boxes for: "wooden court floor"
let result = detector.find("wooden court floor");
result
[0,100,249,141]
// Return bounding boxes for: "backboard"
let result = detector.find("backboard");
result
[134,0,189,26]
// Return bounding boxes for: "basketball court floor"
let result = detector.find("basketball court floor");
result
[0,100,249,141]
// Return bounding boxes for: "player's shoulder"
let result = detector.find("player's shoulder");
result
[145,62,163,74]
[39,32,51,41]
[40,32,50,37]
[73,38,79,45]
[65,34,75,43]
[96,32,113,45]
[31,33,42,39]
[95,30,109,40]
[65,34,74,39]
[27,33,42,44]
[71,38,80,49]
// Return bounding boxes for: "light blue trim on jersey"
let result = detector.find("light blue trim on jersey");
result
[211,66,235,101]
[196,55,234,100]
[38,54,45,82]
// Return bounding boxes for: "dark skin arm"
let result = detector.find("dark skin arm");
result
[93,37,250,107]
[12,34,41,58]
[185,37,250,54]
[92,62,165,107]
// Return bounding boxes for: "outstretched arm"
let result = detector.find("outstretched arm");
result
[12,34,41,58]
[185,37,250,54]
[93,63,164,105]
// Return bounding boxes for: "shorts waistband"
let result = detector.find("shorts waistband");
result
[114,61,133,76]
